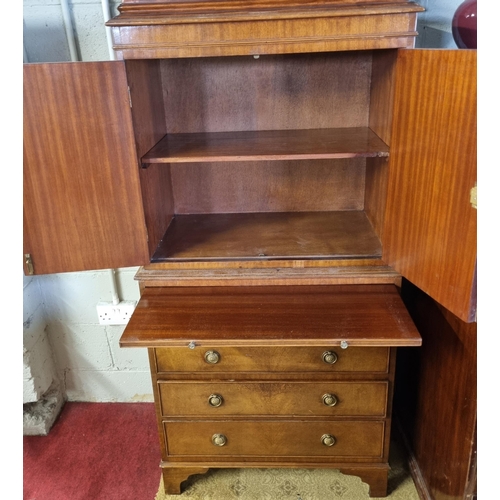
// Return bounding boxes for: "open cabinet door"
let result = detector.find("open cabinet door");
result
[383,49,476,323]
[24,62,150,275]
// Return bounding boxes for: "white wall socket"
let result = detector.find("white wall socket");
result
[96,300,137,325]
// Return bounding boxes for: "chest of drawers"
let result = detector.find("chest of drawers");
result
[122,284,421,497]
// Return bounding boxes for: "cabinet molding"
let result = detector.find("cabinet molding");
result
[107,1,424,59]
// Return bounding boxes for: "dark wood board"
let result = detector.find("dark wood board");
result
[23,62,149,274]
[142,128,389,164]
[396,279,476,500]
[152,211,382,261]
[383,49,477,323]
[120,284,422,347]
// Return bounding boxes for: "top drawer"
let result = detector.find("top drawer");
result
[154,346,390,373]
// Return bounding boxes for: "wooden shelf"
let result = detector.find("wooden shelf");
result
[141,127,389,165]
[152,211,382,262]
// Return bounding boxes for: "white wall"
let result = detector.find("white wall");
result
[23,0,121,62]
[23,265,153,403]
[415,0,465,48]
[23,274,56,403]
[39,268,153,401]
[22,0,465,403]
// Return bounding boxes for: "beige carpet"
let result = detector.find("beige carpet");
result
[155,441,418,500]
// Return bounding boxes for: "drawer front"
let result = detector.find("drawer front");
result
[159,381,388,417]
[164,420,385,458]
[155,346,389,373]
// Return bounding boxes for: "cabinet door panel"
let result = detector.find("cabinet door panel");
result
[383,49,476,322]
[23,62,149,275]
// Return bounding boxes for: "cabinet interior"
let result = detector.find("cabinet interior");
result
[126,49,398,263]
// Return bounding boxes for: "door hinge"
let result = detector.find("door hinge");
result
[127,86,132,108]
[470,183,477,209]
[24,254,34,275]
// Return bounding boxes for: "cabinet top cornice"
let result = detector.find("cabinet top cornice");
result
[106,0,424,58]
[108,0,424,26]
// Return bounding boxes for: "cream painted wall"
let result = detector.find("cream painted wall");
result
[22,0,466,403]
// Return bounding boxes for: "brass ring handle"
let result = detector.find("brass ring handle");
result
[204,350,221,364]
[322,351,338,365]
[212,434,227,446]
[322,393,338,407]
[208,394,224,407]
[321,434,336,447]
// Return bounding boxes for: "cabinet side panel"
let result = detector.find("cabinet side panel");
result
[365,50,398,239]
[364,157,389,240]
[396,279,477,500]
[23,62,149,274]
[148,348,169,460]
[126,60,168,158]
[369,49,397,146]
[383,50,477,322]
[125,60,175,256]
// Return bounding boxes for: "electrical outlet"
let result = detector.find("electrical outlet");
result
[96,300,136,325]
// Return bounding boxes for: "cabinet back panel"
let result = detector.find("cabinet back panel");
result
[160,52,372,133]
[171,159,365,214]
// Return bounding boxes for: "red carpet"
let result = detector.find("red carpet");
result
[23,402,161,500]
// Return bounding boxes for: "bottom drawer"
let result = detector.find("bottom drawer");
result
[164,420,385,459]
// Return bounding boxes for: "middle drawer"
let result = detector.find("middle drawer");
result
[158,381,388,417]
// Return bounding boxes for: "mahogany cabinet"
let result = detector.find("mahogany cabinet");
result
[23,1,476,497]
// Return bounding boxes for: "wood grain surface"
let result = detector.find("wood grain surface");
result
[383,49,477,323]
[120,285,421,347]
[160,53,372,134]
[116,0,418,14]
[155,52,376,220]
[154,346,391,373]
[364,50,399,236]
[142,128,389,164]
[152,211,383,261]
[108,1,422,59]
[169,159,366,214]
[137,258,402,288]
[158,381,388,417]
[163,420,385,458]
[23,62,149,274]
[125,60,175,256]
[396,279,477,500]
